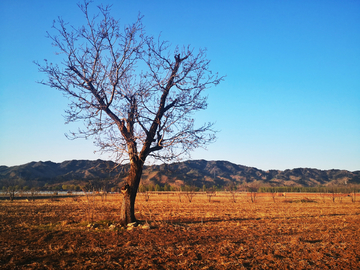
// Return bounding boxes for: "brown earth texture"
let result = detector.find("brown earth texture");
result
[1,192,360,269]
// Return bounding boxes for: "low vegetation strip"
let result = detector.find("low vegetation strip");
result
[1,193,359,269]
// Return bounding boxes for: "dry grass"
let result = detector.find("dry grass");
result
[1,192,359,269]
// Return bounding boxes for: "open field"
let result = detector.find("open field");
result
[1,192,359,269]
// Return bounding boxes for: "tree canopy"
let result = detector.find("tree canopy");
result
[36,1,223,225]
[36,1,223,165]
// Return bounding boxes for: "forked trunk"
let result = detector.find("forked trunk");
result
[120,159,143,226]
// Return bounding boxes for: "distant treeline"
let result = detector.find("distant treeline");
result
[138,184,360,193]
[2,183,360,194]
[258,186,360,193]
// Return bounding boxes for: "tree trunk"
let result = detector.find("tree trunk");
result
[120,158,143,226]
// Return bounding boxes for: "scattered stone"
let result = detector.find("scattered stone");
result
[127,222,137,228]
[87,223,99,229]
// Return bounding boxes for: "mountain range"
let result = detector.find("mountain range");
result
[1,159,359,189]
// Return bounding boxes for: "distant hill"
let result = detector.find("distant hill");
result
[142,160,360,188]
[0,160,122,189]
[1,159,359,189]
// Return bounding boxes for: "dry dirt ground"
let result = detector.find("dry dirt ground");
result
[1,193,359,269]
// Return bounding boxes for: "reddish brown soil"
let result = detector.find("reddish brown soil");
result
[1,193,359,269]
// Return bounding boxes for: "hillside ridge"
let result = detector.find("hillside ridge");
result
[1,159,359,189]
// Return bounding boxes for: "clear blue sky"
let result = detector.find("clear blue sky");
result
[0,0,359,171]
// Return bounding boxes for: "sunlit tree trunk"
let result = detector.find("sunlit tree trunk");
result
[120,157,144,226]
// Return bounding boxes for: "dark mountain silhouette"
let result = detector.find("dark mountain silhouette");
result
[1,159,359,189]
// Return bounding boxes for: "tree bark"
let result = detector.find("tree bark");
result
[120,157,144,226]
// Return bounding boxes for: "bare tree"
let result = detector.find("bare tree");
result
[36,1,223,225]
[206,187,216,202]
[329,185,337,203]
[183,185,197,203]
[5,186,16,202]
[270,190,277,203]
[247,182,260,203]
[349,184,357,203]
[226,183,238,203]
[176,186,183,202]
